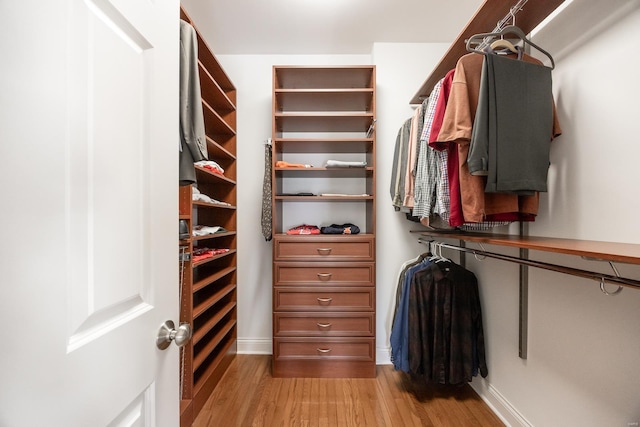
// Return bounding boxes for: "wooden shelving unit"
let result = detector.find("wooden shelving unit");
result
[179,6,238,426]
[271,66,377,378]
[416,231,640,265]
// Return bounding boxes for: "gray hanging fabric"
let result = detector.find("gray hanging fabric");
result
[179,19,207,186]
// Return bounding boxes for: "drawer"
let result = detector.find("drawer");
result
[273,337,375,361]
[274,312,375,337]
[274,287,375,311]
[274,236,374,261]
[274,262,374,286]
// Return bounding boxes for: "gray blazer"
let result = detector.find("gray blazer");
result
[179,20,207,185]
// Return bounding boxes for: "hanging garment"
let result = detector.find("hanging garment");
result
[436,52,562,222]
[413,82,442,221]
[179,20,208,185]
[469,54,554,194]
[261,143,272,241]
[407,260,488,384]
[390,118,413,211]
[403,107,424,209]
[390,257,432,372]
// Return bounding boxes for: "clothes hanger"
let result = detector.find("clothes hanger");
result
[466,25,555,69]
[489,38,518,54]
[490,7,519,55]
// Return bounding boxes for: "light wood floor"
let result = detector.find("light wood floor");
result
[193,355,505,427]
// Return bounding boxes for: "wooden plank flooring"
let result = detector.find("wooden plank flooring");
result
[192,355,505,427]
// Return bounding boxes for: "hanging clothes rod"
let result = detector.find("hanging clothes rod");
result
[495,0,529,32]
[469,0,530,52]
[419,239,640,291]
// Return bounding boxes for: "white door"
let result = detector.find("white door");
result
[0,0,180,425]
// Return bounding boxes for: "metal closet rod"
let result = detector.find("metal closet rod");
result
[420,239,640,291]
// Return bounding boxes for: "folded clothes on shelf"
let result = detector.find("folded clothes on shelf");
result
[192,247,230,262]
[193,225,228,236]
[275,161,313,168]
[320,223,360,235]
[325,160,367,168]
[286,224,321,235]
[192,187,231,206]
[195,160,225,175]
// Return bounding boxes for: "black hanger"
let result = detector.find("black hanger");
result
[466,25,555,69]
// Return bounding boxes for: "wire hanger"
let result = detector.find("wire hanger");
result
[490,7,519,54]
[466,25,555,69]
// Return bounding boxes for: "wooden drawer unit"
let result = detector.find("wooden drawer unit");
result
[274,262,374,286]
[274,312,375,337]
[274,235,374,262]
[274,287,375,312]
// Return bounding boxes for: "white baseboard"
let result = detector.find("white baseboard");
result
[237,338,272,354]
[377,346,392,365]
[470,379,532,427]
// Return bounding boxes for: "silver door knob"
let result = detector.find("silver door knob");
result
[156,320,192,350]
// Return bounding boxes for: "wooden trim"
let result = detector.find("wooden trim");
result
[416,230,640,265]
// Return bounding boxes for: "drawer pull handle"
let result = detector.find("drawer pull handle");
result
[317,348,332,353]
[317,322,332,328]
[317,273,332,281]
[316,297,333,304]
[317,248,332,255]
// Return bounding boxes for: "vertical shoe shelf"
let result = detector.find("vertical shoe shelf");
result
[271,66,377,378]
[179,6,237,426]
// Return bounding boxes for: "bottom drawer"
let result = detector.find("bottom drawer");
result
[273,337,375,361]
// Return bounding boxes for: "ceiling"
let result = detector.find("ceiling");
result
[180,0,484,55]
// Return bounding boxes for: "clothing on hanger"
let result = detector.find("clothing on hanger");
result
[179,20,208,186]
[469,53,555,194]
[435,51,562,223]
[390,253,488,384]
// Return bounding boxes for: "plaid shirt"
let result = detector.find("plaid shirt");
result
[413,80,443,219]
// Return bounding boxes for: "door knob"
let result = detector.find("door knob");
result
[156,320,192,350]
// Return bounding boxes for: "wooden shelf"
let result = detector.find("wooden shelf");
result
[275,89,374,112]
[193,319,237,371]
[193,266,236,293]
[192,200,236,210]
[275,113,374,133]
[416,230,640,265]
[206,136,236,161]
[193,300,237,345]
[410,0,566,104]
[275,167,372,178]
[275,195,373,201]
[194,283,237,319]
[193,249,237,268]
[192,231,237,242]
[274,66,375,90]
[198,62,236,112]
[192,335,236,413]
[194,165,236,185]
[274,138,374,154]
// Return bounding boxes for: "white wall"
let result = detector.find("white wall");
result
[215,1,640,425]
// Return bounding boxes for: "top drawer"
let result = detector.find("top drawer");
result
[274,235,374,261]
